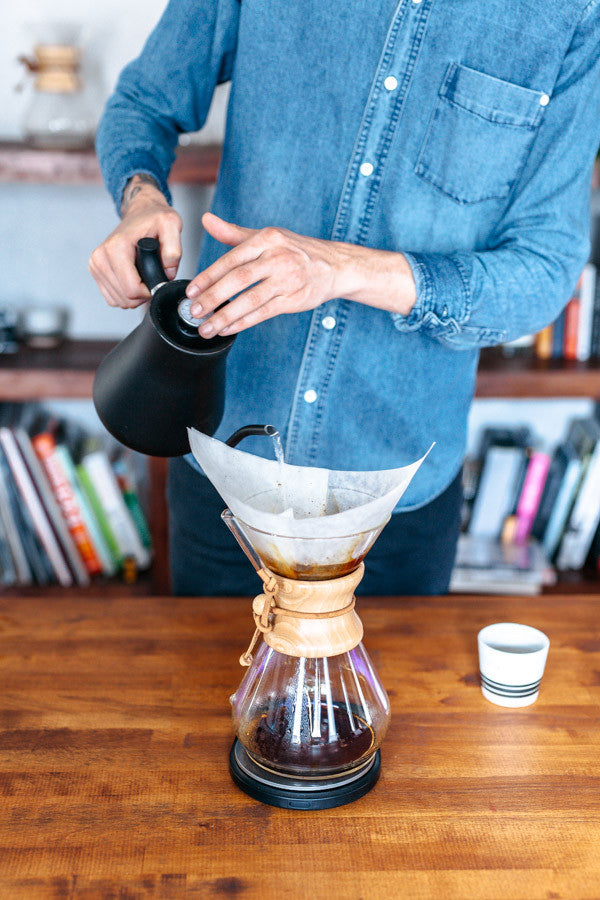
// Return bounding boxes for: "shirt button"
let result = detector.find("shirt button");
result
[322,316,336,330]
[304,389,318,404]
[442,305,448,318]
[539,93,550,106]
[384,75,398,92]
[360,162,374,177]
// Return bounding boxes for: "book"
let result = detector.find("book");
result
[577,263,596,362]
[0,442,53,586]
[552,309,566,359]
[535,325,553,360]
[468,445,528,539]
[0,427,72,587]
[556,419,600,570]
[590,269,600,358]
[0,503,17,586]
[0,447,32,585]
[514,451,551,544]
[542,418,598,560]
[450,535,555,595]
[75,463,123,570]
[79,448,151,570]
[32,431,103,577]
[54,444,116,577]
[563,293,580,360]
[15,428,90,587]
[531,444,570,542]
[112,456,153,551]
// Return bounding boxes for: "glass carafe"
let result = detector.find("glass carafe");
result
[224,511,391,781]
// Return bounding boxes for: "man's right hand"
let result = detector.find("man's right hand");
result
[89,174,183,309]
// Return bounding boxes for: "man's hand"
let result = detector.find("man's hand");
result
[187,213,417,337]
[89,175,182,309]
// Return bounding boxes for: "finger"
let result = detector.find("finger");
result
[197,281,279,338]
[89,251,126,305]
[157,214,183,276]
[186,241,263,300]
[102,253,144,308]
[217,295,286,336]
[109,241,151,303]
[202,211,256,247]
[89,263,121,307]
[189,259,269,318]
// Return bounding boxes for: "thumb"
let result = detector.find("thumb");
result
[202,211,255,247]
[157,216,182,279]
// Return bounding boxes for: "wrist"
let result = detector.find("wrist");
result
[332,243,417,316]
[120,173,167,218]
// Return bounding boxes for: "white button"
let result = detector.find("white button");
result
[539,93,550,106]
[304,389,317,404]
[384,76,398,92]
[360,162,374,177]
[412,0,423,4]
[442,305,448,318]
[322,316,336,330]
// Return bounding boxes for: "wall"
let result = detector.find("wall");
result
[2,0,226,339]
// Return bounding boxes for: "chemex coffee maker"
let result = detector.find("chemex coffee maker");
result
[93,238,429,810]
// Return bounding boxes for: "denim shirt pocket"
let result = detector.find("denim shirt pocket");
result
[415,63,547,204]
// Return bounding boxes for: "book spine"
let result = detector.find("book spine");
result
[0,506,17,586]
[590,272,600,358]
[75,463,123,569]
[514,452,551,544]
[563,297,580,360]
[576,263,596,362]
[556,441,600,570]
[552,310,565,359]
[542,460,582,559]
[80,451,151,570]
[32,432,102,577]
[0,448,32,584]
[55,446,116,577]
[0,427,72,587]
[535,325,553,360]
[15,429,90,587]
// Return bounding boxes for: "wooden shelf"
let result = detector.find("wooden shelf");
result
[0,339,116,400]
[2,341,600,403]
[0,141,221,185]
[476,348,600,398]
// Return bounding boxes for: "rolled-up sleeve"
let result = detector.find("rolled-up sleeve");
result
[392,0,600,349]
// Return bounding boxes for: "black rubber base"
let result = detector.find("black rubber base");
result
[229,739,381,810]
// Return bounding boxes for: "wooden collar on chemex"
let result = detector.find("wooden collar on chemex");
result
[240,564,365,664]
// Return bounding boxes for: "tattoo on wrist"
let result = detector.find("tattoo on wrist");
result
[121,173,161,216]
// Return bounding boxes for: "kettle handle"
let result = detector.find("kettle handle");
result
[136,237,169,292]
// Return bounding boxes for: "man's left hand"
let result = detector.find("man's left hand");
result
[186,212,416,337]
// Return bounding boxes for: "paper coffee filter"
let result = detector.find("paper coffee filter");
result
[188,428,432,540]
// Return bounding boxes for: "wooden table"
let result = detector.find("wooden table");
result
[0,592,598,899]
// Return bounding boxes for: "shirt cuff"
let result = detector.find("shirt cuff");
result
[102,149,173,215]
[392,251,472,336]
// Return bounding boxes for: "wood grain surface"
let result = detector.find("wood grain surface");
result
[0,591,598,899]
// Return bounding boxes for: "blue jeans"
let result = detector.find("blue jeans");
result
[168,458,462,597]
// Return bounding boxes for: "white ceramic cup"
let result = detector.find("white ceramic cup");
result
[477,622,550,708]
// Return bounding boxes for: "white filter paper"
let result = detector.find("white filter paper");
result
[188,428,432,541]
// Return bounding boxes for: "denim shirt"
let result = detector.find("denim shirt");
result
[96,0,600,510]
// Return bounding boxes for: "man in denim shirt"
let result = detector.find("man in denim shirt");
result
[91,0,600,595]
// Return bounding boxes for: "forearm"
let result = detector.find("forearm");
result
[332,243,417,318]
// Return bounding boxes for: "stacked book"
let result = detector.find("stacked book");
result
[534,263,599,360]
[453,416,600,593]
[0,403,152,589]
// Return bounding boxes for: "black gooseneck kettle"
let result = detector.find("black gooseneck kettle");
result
[93,238,236,457]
